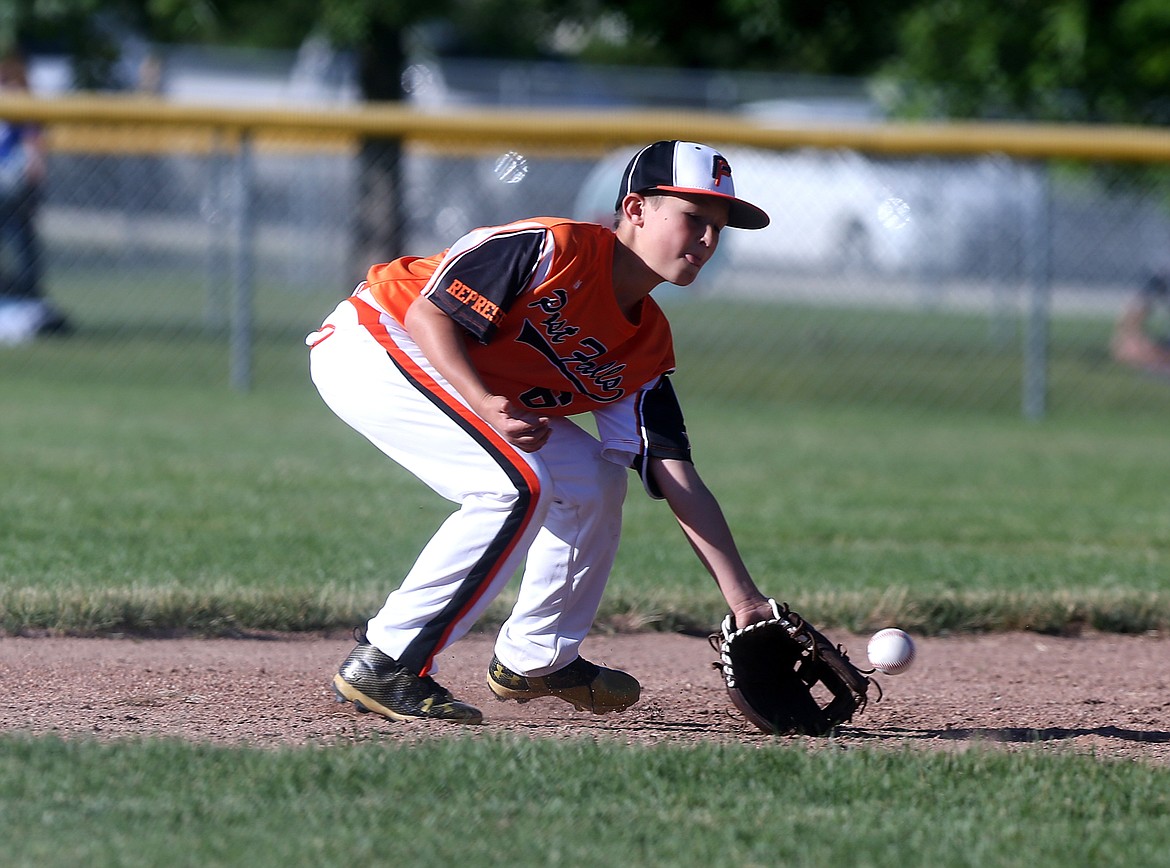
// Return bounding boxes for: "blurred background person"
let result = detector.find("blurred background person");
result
[1111,272,1170,378]
[0,47,70,339]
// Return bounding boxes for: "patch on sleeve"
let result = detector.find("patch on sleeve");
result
[423,226,547,342]
[443,279,503,325]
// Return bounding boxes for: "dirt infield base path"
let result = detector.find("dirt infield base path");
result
[4,632,1169,763]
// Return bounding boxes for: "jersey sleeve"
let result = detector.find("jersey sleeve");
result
[595,375,692,500]
[421,223,552,343]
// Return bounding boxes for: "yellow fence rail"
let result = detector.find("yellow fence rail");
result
[4,94,1167,411]
[1,93,1169,163]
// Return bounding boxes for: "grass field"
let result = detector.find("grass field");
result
[2,295,1169,636]
[4,294,1170,866]
[3,735,1170,868]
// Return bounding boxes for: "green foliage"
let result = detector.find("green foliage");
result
[883,0,1170,123]
[142,0,221,42]
[6,0,129,88]
[563,0,914,73]
[10,0,1170,124]
[2,735,1170,867]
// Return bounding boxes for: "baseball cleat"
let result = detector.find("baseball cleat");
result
[486,654,640,713]
[332,634,482,724]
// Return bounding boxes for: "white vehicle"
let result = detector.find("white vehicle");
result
[573,144,1018,278]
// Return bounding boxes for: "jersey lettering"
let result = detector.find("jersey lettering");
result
[364,219,675,416]
[443,279,503,325]
[529,289,580,344]
[517,386,573,410]
[515,319,626,403]
[529,288,567,314]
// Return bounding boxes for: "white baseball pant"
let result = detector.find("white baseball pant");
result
[308,289,628,678]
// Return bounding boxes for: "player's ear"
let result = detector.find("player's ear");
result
[620,192,647,227]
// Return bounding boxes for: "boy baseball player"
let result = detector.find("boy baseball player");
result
[309,140,775,723]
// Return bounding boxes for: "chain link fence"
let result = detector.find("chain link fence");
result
[4,97,1170,418]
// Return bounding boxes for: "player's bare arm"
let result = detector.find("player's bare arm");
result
[649,456,772,627]
[403,295,551,452]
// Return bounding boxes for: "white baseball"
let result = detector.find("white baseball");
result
[877,196,912,229]
[867,628,916,675]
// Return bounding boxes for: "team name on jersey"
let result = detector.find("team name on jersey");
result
[444,279,503,325]
[517,287,626,403]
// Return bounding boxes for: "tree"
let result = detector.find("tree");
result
[567,0,915,75]
[322,4,418,267]
[5,2,444,266]
[882,0,1170,124]
[13,0,1170,126]
[3,1,134,89]
[145,2,446,265]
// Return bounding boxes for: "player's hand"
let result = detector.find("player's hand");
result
[480,396,551,452]
[730,595,775,629]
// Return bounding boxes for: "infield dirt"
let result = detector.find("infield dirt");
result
[3,631,1168,763]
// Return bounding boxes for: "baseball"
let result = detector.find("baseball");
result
[494,151,529,184]
[877,196,912,229]
[867,628,916,674]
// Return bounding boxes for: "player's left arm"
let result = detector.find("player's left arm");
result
[594,376,770,626]
[650,457,772,628]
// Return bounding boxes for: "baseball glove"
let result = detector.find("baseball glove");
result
[710,599,873,736]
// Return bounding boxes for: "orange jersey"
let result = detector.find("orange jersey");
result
[365,218,675,416]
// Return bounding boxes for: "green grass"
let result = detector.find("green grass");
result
[5,296,1170,866]
[2,296,1170,636]
[3,380,1169,636]
[667,296,1170,416]
[2,734,1169,868]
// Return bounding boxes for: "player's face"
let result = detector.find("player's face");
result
[640,194,729,286]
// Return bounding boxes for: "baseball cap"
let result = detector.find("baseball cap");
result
[614,140,770,230]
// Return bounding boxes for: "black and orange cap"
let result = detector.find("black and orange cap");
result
[614,140,769,230]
